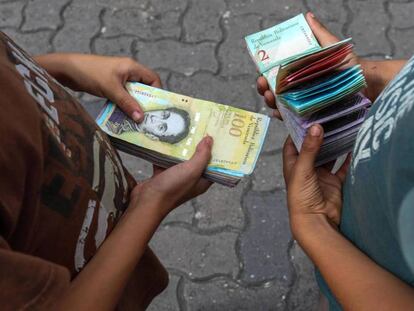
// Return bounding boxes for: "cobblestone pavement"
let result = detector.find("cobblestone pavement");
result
[2,0,414,310]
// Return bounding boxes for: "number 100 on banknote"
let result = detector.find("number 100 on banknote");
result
[97,82,270,182]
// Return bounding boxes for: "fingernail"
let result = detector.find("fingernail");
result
[309,12,315,18]
[310,125,321,137]
[132,111,141,122]
[204,135,213,147]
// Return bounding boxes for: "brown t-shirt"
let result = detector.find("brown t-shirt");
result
[0,32,139,309]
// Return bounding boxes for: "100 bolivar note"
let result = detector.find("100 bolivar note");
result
[96,82,270,176]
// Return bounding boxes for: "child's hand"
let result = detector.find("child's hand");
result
[282,125,351,239]
[35,54,161,122]
[130,136,214,217]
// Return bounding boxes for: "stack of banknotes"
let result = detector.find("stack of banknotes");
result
[96,82,270,187]
[245,13,371,165]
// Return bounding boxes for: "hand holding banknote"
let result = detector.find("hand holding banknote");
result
[256,12,359,118]
[35,54,161,122]
[130,136,213,217]
[282,124,351,238]
[97,82,270,187]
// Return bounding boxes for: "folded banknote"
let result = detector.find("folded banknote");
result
[96,82,270,187]
[245,13,371,165]
[245,13,321,73]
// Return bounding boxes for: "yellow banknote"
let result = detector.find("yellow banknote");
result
[96,82,270,175]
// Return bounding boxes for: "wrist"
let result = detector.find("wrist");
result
[359,58,407,102]
[359,59,387,102]
[126,199,166,226]
[290,214,338,247]
[129,187,174,221]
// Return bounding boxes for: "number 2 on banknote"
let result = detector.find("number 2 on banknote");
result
[258,50,270,62]
[229,113,246,137]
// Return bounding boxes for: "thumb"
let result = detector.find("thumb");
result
[296,125,324,173]
[305,12,339,47]
[111,86,144,122]
[183,136,213,179]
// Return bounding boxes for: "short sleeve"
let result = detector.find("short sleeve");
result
[398,187,414,275]
[0,237,70,310]
[0,43,45,234]
[0,37,70,310]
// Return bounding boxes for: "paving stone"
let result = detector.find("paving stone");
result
[149,0,187,13]
[347,0,391,56]
[135,40,218,75]
[93,36,134,56]
[193,180,246,230]
[306,0,347,38]
[389,27,414,59]
[156,69,171,87]
[162,201,194,225]
[168,72,258,111]
[252,154,284,191]
[262,118,288,153]
[228,0,305,18]
[72,90,84,103]
[183,277,289,310]
[78,93,105,118]
[102,4,182,40]
[389,1,414,29]
[240,190,292,284]
[147,273,181,311]
[53,1,101,53]
[261,6,310,32]
[287,241,319,311]
[96,0,149,10]
[183,0,226,42]
[0,1,24,28]
[4,29,53,55]
[218,14,261,76]
[119,152,154,181]
[22,0,69,31]
[150,226,239,279]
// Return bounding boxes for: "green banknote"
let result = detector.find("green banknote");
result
[97,82,270,176]
[245,13,321,74]
[245,13,370,167]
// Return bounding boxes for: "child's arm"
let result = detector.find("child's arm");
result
[55,137,213,311]
[296,216,414,310]
[360,59,407,101]
[33,53,162,122]
[282,126,414,310]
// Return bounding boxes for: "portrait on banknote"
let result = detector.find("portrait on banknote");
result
[106,106,191,145]
[97,82,270,182]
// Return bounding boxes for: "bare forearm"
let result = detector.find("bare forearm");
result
[34,53,102,92]
[293,216,414,310]
[360,59,407,102]
[57,203,165,311]
[34,53,78,88]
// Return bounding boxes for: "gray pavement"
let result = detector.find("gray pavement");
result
[2,0,414,310]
